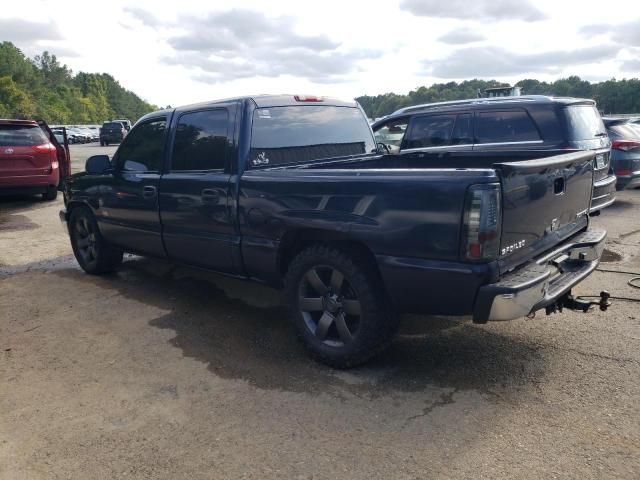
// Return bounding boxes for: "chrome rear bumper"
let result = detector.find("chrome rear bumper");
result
[473,229,606,323]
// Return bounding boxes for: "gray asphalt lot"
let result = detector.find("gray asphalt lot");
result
[0,144,639,479]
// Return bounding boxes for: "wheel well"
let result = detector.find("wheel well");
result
[65,200,94,219]
[278,229,380,278]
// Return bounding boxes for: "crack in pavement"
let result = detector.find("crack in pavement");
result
[403,388,459,426]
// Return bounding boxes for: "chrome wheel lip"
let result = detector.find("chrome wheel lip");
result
[298,264,361,348]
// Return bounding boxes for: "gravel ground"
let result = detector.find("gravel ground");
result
[1,144,639,479]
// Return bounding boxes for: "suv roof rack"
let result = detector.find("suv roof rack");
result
[390,95,593,117]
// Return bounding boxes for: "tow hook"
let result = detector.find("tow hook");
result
[545,290,612,315]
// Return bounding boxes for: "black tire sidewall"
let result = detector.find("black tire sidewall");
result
[42,187,58,201]
[284,245,395,367]
[69,207,122,274]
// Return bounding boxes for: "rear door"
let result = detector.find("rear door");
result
[0,123,55,179]
[473,109,543,151]
[158,104,239,273]
[495,151,594,272]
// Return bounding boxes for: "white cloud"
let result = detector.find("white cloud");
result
[425,45,621,77]
[400,0,546,21]
[438,29,486,45]
[581,19,640,47]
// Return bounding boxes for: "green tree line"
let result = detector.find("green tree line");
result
[357,77,640,119]
[0,41,156,123]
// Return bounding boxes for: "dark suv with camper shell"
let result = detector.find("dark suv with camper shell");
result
[372,95,616,213]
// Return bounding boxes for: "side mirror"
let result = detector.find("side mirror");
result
[86,155,112,175]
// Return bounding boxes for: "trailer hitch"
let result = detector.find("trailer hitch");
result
[545,290,611,315]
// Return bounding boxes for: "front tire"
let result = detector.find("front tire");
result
[284,245,397,368]
[69,207,123,274]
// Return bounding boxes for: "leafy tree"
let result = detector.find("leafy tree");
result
[0,76,36,118]
[357,76,640,118]
[0,41,156,123]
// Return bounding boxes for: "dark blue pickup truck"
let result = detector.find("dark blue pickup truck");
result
[60,95,608,367]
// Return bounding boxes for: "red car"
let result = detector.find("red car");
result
[0,119,70,201]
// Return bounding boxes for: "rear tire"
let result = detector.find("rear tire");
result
[42,186,58,201]
[69,207,123,274]
[284,244,397,368]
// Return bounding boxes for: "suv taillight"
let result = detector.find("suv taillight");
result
[31,143,56,153]
[612,139,640,151]
[462,184,501,261]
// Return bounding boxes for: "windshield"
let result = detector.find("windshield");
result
[249,105,376,167]
[104,122,123,129]
[563,105,606,140]
[0,124,48,147]
[374,120,407,149]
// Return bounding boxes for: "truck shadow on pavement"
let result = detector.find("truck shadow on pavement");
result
[52,255,546,399]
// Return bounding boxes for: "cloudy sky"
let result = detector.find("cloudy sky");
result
[1,0,639,107]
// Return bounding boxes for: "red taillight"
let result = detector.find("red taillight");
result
[612,139,640,151]
[31,143,56,153]
[462,184,502,261]
[615,168,631,177]
[294,95,323,102]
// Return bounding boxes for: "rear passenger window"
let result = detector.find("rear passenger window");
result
[114,119,166,172]
[476,110,540,144]
[452,114,473,145]
[404,115,456,149]
[171,109,229,171]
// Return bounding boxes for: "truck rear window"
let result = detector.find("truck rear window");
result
[0,124,48,147]
[563,105,606,140]
[249,106,376,167]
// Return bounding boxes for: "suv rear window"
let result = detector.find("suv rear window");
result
[563,105,606,140]
[476,110,540,144]
[0,124,48,147]
[607,123,640,139]
[103,122,124,129]
[249,106,376,167]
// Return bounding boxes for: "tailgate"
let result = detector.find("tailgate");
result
[494,151,594,272]
[0,146,50,177]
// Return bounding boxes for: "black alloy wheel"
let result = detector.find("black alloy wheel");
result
[298,265,362,347]
[284,245,398,368]
[69,207,123,274]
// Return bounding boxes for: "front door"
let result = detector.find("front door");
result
[97,117,167,257]
[158,106,238,273]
